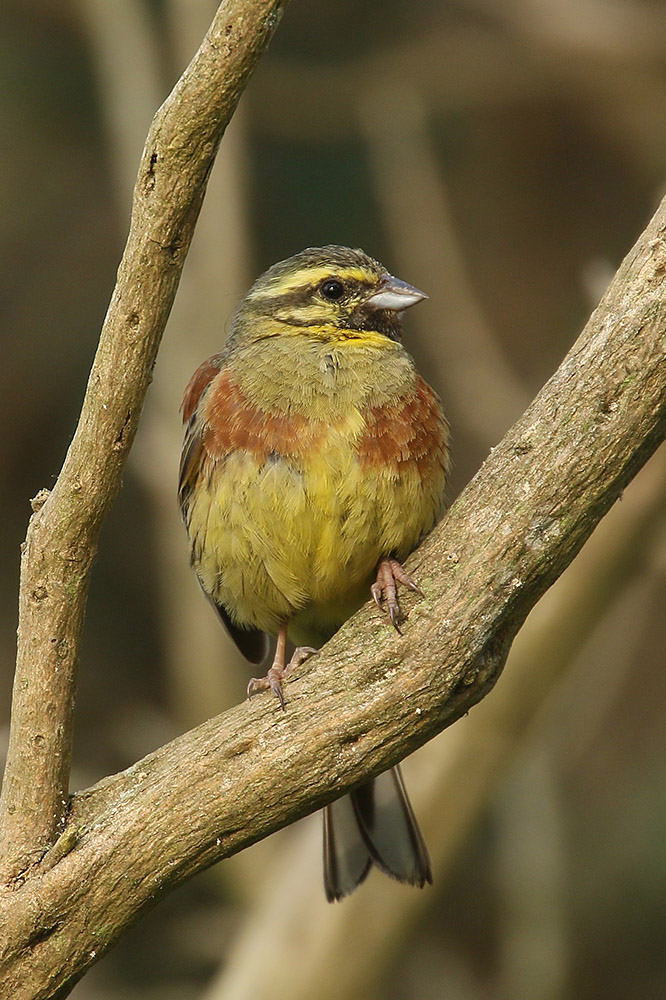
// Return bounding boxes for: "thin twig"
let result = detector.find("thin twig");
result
[0,0,290,884]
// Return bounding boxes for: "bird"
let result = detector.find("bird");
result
[178,245,450,901]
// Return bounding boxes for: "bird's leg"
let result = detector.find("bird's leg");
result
[247,623,316,709]
[247,623,288,708]
[371,556,423,634]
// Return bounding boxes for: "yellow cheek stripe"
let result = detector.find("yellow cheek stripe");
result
[272,318,396,350]
[248,265,376,299]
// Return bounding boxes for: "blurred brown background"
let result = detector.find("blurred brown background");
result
[2,1,666,998]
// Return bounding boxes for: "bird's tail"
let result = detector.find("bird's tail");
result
[323,764,432,902]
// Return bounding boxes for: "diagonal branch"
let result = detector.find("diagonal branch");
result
[1,187,665,998]
[0,0,290,883]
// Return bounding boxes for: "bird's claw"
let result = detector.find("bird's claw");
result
[247,645,317,710]
[247,667,286,710]
[372,557,422,633]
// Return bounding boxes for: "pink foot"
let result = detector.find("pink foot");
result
[370,557,423,633]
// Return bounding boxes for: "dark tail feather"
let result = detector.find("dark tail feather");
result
[323,793,373,902]
[323,765,432,902]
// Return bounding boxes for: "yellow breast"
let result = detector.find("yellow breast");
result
[181,334,449,645]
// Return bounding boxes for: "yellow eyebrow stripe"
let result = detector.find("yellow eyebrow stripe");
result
[248,265,375,298]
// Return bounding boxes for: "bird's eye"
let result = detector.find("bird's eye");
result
[320,278,345,301]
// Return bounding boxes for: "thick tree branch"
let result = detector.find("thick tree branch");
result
[1,185,665,996]
[199,450,666,1000]
[0,0,289,882]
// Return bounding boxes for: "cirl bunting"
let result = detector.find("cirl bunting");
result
[179,245,449,900]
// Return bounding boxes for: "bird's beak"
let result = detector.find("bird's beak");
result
[364,274,428,312]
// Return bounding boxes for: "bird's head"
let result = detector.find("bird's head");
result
[230,245,427,344]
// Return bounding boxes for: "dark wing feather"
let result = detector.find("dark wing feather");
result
[178,425,205,514]
[211,598,269,665]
